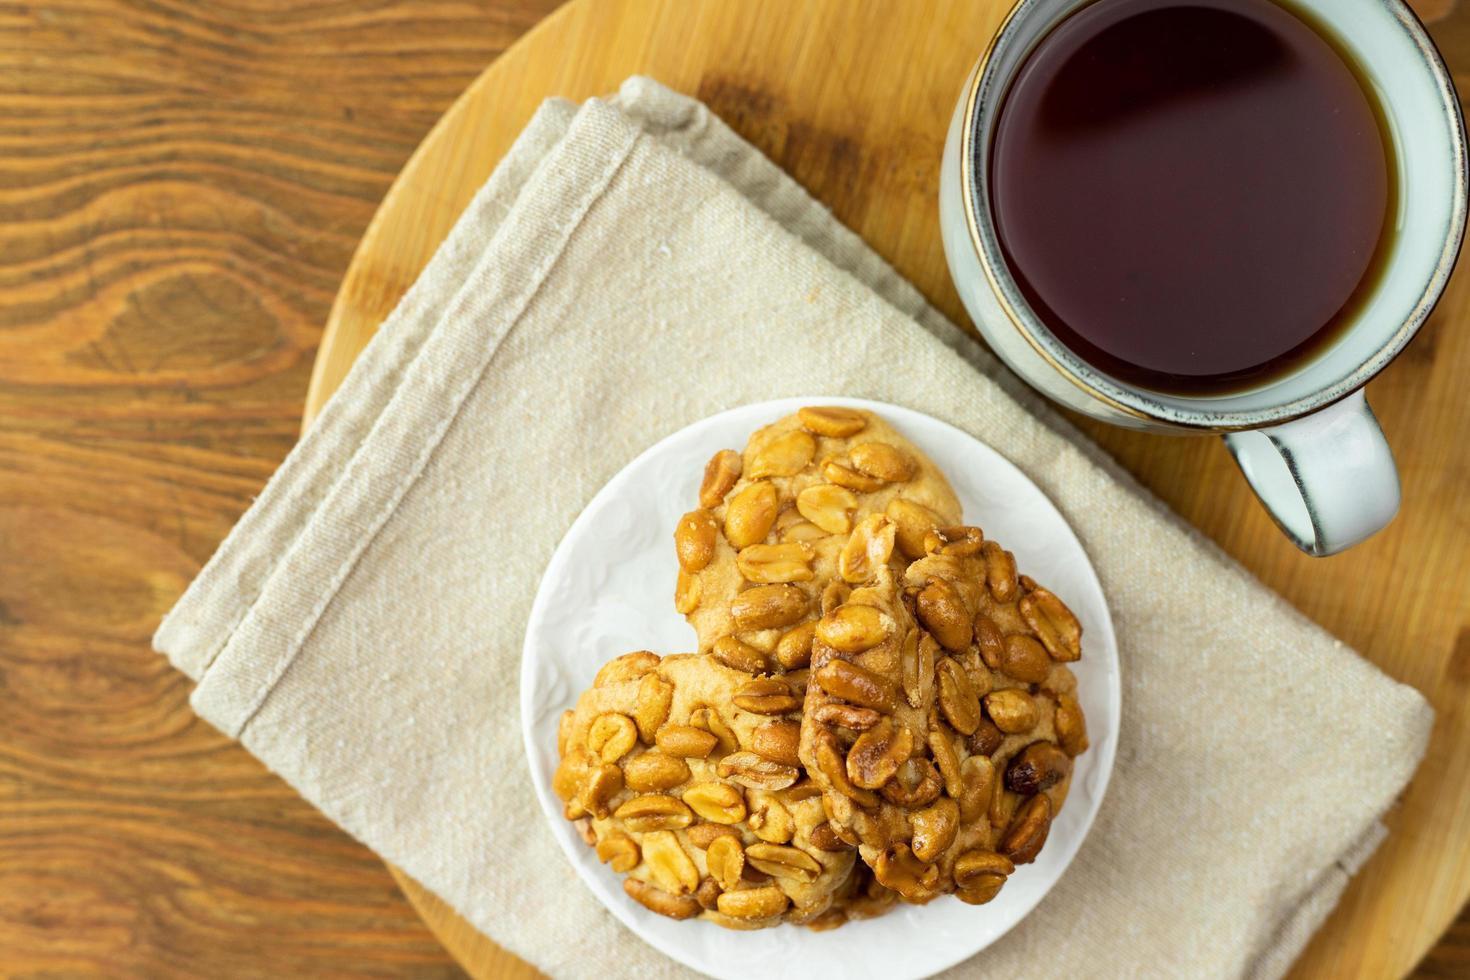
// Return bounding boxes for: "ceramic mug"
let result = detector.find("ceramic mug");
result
[940,0,1467,556]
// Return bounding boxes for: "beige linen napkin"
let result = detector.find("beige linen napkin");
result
[155,78,1433,979]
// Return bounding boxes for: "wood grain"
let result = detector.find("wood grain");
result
[0,1,562,976]
[0,0,1463,978]
[308,2,1470,979]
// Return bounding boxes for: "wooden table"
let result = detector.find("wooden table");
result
[0,1,1466,977]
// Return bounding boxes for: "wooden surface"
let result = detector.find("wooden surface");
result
[0,1,1464,978]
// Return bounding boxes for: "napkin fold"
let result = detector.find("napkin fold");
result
[155,77,1433,979]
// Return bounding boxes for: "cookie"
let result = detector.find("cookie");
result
[675,407,962,671]
[799,526,1088,906]
[554,651,858,929]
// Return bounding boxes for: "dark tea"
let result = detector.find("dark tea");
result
[988,0,1396,394]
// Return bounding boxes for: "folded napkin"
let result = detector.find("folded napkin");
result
[155,77,1433,979]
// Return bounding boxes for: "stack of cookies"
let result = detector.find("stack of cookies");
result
[553,407,1088,931]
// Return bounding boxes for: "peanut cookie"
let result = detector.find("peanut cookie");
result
[554,651,858,929]
[675,407,962,670]
[800,526,1088,906]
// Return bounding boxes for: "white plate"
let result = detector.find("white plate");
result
[521,397,1120,980]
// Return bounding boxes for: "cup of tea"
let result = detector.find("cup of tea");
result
[939,0,1467,555]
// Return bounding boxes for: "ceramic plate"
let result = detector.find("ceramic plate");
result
[521,397,1120,980]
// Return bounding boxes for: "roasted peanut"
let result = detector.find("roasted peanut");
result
[615,794,694,832]
[886,498,945,560]
[573,817,597,846]
[688,706,738,757]
[822,458,887,493]
[957,755,996,824]
[622,751,689,792]
[730,584,808,631]
[596,651,660,687]
[881,757,943,809]
[999,793,1052,864]
[796,483,858,534]
[674,509,719,572]
[902,630,938,709]
[580,763,624,819]
[717,751,800,791]
[780,520,827,543]
[813,731,880,808]
[815,603,894,653]
[916,578,973,651]
[686,822,740,849]
[588,713,638,763]
[656,724,719,758]
[706,835,745,890]
[955,849,1014,886]
[749,429,817,479]
[724,481,779,548]
[642,829,700,894]
[810,821,852,852]
[928,728,963,799]
[737,542,815,584]
[984,689,1038,734]
[624,877,701,920]
[798,405,868,437]
[956,877,1006,905]
[839,514,897,583]
[910,798,961,862]
[716,884,790,920]
[1054,693,1090,757]
[682,781,747,824]
[745,843,822,882]
[634,673,673,743]
[1020,587,1083,662]
[781,778,823,804]
[846,718,914,789]
[982,541,1020,602]
[954,850,1014,905]
[674,569,701,614]
[747,793,795,843]
[873,842,940,903]
[695,876,721,911]
[974,614,1006,670]
[814,658,899,713]
[700,449,742,509]
[849,442,915,482]
[711,635,769,674]
[927,525,985,557]
[812,701,882,731]
[733,677,800,715]
[774,621,816,670]
[751,720,802,767]
[967,718,1005,757]
[596,832,641,872]
[553,749,590,803]
[936,657,982,735]
[1000,634,1053,684]
[1006,741,1073,796]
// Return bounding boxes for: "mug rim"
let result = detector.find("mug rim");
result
[958,0,1469,431]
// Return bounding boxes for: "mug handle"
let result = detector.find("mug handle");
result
[1222,390,1400,556]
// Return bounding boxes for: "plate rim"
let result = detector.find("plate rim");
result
[520,396,1121,979]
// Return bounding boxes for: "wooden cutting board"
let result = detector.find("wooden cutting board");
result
[303,1,1470,977]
